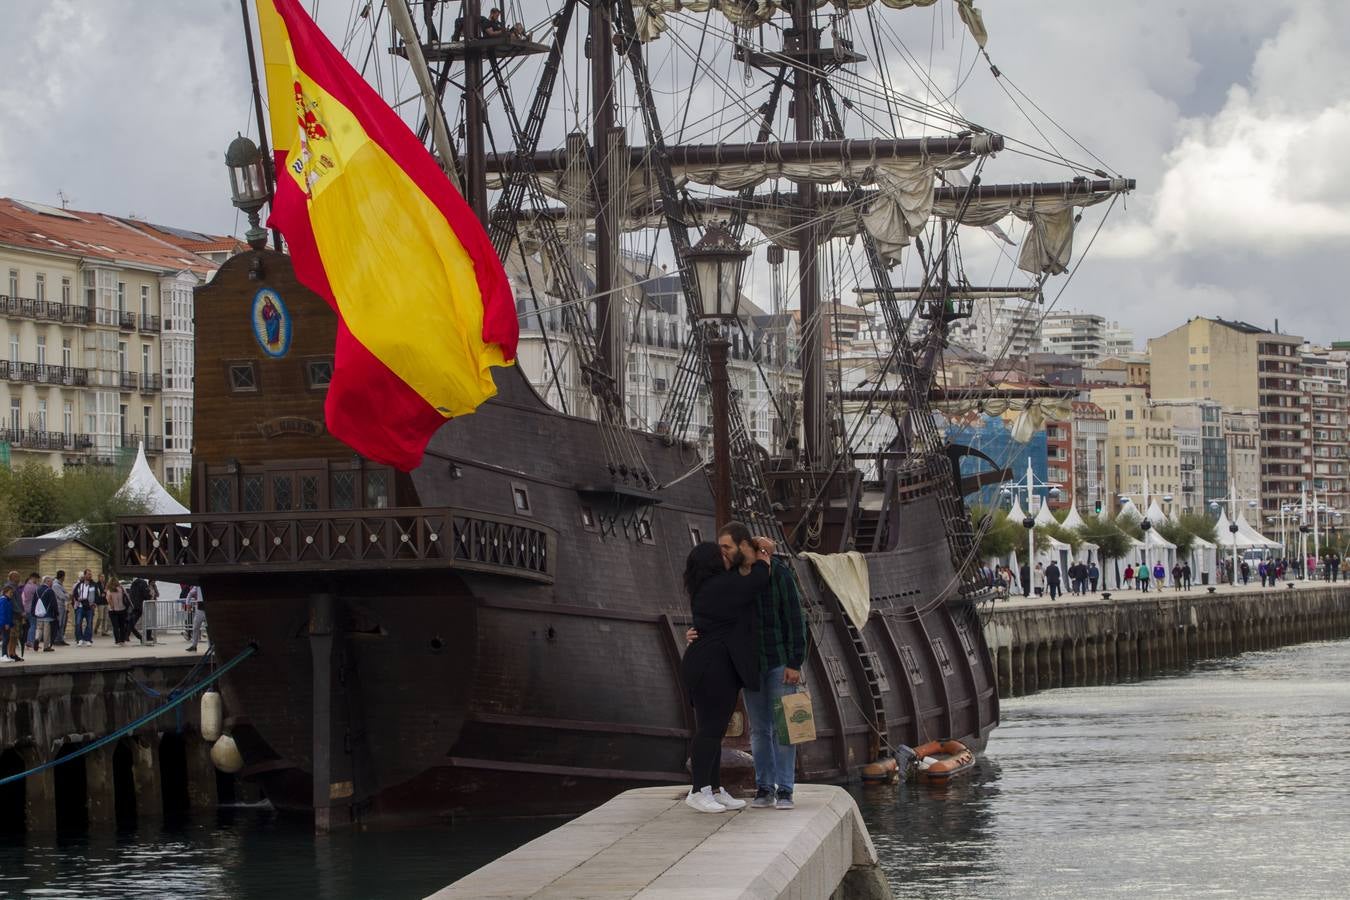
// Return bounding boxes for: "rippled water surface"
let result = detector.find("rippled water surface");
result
[3,639,1347,898]
[856,638,1350,899]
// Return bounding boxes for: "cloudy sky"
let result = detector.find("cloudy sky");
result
[1,0,1347,344]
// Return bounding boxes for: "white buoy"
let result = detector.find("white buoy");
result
[201,690,223,742]
[210,734,244,774]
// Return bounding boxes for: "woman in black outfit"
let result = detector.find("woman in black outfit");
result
[680,538,771,813]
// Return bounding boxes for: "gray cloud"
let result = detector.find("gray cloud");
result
[0,0,1343,342]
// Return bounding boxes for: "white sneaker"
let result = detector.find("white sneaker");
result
[0,655,10,662]
[714,788,747,810]
[684,787,727,814]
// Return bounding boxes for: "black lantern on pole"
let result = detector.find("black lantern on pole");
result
[225,133,271,250]
[686,222,749,528]
[688,222,749,321]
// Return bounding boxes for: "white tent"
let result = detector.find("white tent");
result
[1033,503,1057,527]
[1213,511,1273,550]
[1189,533,1218,585]
[1144,500,1169,527]
[1117,499,1142,523]
[1234,510,1281,550]
[1061,506,1089,530]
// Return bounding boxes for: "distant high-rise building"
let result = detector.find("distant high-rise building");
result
[1149,317,1305,524]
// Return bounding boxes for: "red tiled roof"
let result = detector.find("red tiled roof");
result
[0,198,229,276]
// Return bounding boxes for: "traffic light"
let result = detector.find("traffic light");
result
[1094,499,1103,514]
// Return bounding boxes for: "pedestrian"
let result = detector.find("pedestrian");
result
[1019,562,1031,598]
[679,528,771,813]
[72,570,97,646]
[5,571,23,661]
[33,576,59,652]
[96,574,112,636]
[1240,560,1251,585]
[1138,562,1151,593]
[1257,560,1267,587]
[1152,561,1166,588]
[21,573,39,649]
[1333,553,1342,582]
[1181,562,1192,589]
[1045,561,1062,601]
[51,569,70,646]
[127,577,150,644]
[184,584,208,652]
[1034,563,1045,597]
[1088,561,1100,592]
[1123,564,1134,591]
[0,584,14,662]
[1171,563,1183,592]
[105,577,129,646]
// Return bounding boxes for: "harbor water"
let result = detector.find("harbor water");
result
[2,638,1347,898]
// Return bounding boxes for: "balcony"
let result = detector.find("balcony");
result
[114,507,557,582]
[140,372,163,392]
[119,432,163,452]
[0,427,94,452]
[119,370,140,391]
[118,310,136,330]
[137,314,160,333]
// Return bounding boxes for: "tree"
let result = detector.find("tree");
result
[971,508,1048,564]
[1155,519,1194,559]
[1076,514,1134,589]
[7,462,62,537]
[1040,521,1083,553]
[168,473,192,511]
[56,467,151,568]
[1177,511,1218,545]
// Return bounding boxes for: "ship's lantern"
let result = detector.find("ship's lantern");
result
[225,132,270,250]
[686,222,749,321]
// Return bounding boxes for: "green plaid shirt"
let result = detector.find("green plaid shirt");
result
[757,560,807,673]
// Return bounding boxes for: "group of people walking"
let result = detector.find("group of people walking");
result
[680,522,807,814]
[0,570,208,662]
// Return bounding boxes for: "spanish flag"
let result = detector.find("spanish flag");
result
[255,0,517,471]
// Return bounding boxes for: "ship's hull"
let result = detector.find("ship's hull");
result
[123,250,997,825]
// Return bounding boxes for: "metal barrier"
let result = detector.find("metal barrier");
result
[140,599,200,643]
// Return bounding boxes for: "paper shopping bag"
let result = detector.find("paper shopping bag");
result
[773,690,817,745]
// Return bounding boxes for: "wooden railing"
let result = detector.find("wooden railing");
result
[115,507,556,582]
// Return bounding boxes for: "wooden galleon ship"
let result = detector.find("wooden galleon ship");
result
[117,0,1130,826]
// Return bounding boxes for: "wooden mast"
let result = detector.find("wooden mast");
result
[791,0,827,469]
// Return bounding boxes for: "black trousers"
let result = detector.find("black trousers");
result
[110,610,129,644]
[687,647,741,791]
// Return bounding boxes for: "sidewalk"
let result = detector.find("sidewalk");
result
[0,629,202,674]
[993,576,1345,610]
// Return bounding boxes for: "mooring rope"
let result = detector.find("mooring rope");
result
[0,642,258,788]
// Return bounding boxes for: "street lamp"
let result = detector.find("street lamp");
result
[685,222,748,528]
[225,133,271,250]
[998,459,1061,597]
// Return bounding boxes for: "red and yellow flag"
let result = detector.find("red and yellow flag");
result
[255,0,517,471]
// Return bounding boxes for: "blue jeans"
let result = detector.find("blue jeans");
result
[74,606,94,643]
[744,664,798,795]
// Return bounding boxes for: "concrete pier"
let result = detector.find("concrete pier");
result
[429,785,891,900]
[0,645,224,831]
[984,582,1350,698]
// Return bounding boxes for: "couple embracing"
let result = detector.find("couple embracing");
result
[680,521,807,813]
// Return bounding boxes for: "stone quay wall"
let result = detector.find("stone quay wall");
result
[0,657,223,831]
[982,584,1350,698]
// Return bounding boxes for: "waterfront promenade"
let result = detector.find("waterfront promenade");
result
[982,578,1350,697]
[1,639,199,672]
[429,785,889,900]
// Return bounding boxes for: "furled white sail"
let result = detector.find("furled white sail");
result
[633,0,987,49]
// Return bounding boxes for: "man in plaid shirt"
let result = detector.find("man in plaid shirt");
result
[688,522,808,810]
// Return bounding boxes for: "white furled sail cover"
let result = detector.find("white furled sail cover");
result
[801,551,871,629]
[633,1,987,49]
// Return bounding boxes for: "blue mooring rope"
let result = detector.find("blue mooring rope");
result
[0,642,258,788]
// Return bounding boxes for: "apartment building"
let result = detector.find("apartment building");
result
[1297,345,1348,514]
[1222,409,1261,505]
[1150,398,1226,513]
[1149,317,1306,522]
[1089,386,1180,515]
[0,198,228,483]
[510,257,800,455]
[1039,310,1105,364]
